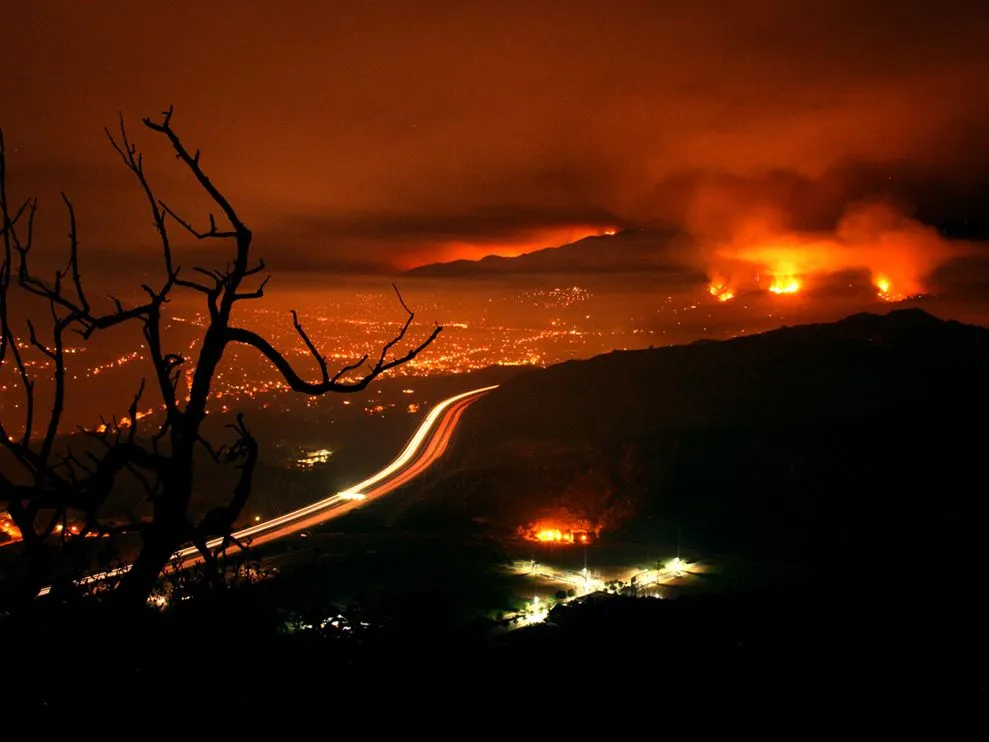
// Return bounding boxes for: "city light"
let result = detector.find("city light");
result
[295,448,333,469]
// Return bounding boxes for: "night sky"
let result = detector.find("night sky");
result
[2,1,988,275]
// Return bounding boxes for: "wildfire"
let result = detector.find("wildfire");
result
[875,275,903,301]
[536,528,566,542]
[93,407,157,434]
[527,526,591,544]
[769,275,800,294]
[708,282,734,302]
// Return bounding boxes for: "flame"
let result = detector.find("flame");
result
[708,281,734,302]
[536,528,568,542]
[524,523,593,544]
[708,203,970,301]
[874,274,904,301]
[769,275,800,294]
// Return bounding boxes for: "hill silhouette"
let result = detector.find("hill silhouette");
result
[404,227,700,277]
[411,309,989,567]
[8,309,987,715]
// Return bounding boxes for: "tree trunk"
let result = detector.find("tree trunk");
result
[112,463,193,609]
[112,521,180,609]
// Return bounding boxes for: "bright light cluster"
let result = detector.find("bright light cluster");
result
[296,448,333,469]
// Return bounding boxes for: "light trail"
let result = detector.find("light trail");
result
[37,384,498,596]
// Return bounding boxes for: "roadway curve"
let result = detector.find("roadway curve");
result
[39,384,497,595]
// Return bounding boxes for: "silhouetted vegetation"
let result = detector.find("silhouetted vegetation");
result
[7,543,983,716]
[0,109,440,610]
[3,296,986,717]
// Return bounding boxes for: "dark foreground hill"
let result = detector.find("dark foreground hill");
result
[7,310,988,716]
[410,309,989,568]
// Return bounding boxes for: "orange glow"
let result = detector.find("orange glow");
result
[769,275,800,294]
[522,520,595,545]
[536,528,567,542]
[0,512,22,543]
[93,407,156,434]
[708,281,734,302]
[711,203,969,301]
[403,225,621,268]
[874,274,904,301]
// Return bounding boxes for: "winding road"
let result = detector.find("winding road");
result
[38,384,497,595]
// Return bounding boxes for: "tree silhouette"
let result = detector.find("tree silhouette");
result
[0,107,441,610]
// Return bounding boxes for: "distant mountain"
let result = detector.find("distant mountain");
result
[405,227,698,277]
[403,309,989,569]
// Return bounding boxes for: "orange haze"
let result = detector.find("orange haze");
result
[708,202,970,297]
[399,225,620,268]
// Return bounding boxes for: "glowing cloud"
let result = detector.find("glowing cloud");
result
[709,201,971,296]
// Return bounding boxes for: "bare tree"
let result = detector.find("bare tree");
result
[0,107,441,610]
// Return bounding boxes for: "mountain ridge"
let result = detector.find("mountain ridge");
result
[402,308,989,566]
[405,227,697,277]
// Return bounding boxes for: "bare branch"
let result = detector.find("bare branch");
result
[1,111,444,608]
[143,106,249,237]
[38,314,68,473]
[226,320,442,394]
[170,267,215,295]
[159,201,237,240]
[192,265,225,285]
[192,412,258,555]
[60,194,89,314]
[291,309,329,384]
[7,326,36,452]
[105,113,175,278]
[141,309,179,417]
[244,259,265,277]
[197,433,224,463]
[125,378,146,445]
[26,318,56,360]
[331,353,369,384]
[63,450,95,477]
[374,284,417,370]
[232,274,270,302]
